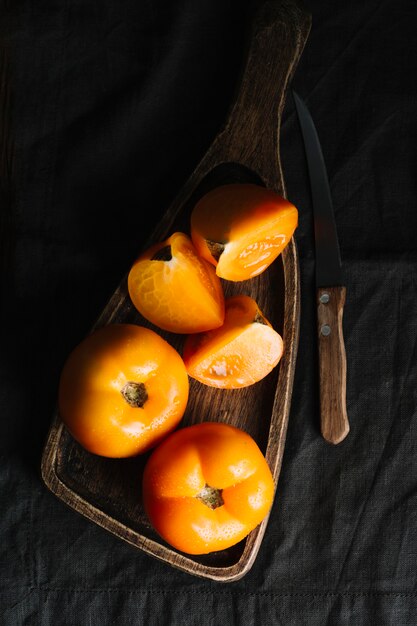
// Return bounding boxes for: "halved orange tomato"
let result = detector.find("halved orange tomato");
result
[142,422,275,555]
[128,232,225,334]
[183,295,283,388]
[191,183,298,281]
[58,324,189,458]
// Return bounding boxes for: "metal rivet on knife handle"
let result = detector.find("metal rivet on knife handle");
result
[320,324,331,336]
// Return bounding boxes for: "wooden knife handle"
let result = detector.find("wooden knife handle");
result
[317,286,349,444]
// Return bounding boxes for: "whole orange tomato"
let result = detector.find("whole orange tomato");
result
[142,422,275,555]
[58,324,189,458]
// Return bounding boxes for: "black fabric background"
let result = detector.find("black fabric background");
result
[1,0,417,624]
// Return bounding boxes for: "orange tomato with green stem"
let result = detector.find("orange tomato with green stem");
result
[142,422,275,555]
[58,324,189,458]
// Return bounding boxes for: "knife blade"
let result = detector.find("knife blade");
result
[292,90,349,444]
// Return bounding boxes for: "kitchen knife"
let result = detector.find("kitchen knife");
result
[292,90,349,444]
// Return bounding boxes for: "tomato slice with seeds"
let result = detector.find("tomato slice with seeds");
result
[183,295,283,389]
[191,183,298,281]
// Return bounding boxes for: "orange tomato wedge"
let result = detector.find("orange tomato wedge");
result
[183,295,283,388]
[191,183,298,281]
[128,232,225,334]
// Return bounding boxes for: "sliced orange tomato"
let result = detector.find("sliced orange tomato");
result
[142,422,275,555]
[58,324,189,458]
[191,183,298,281]
[183,295,283,388]
[128,231,225,334]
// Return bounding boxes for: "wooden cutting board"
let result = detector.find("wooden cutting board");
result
[41,0,311,582]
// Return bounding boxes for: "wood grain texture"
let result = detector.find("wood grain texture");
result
[317,286,349,445]
[41,0,311,582]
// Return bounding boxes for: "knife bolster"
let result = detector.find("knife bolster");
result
[317,286,349,444]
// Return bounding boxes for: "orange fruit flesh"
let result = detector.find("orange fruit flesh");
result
[191,184,298,281]
[185,323,283,388]
[183,295,283,389]
[127,232,224,333]
[217,206,298,281]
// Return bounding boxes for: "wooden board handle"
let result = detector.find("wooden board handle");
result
[317,286,349,444]
[200,0,312,191]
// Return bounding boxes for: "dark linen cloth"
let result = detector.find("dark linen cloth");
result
[1,0,417,623]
